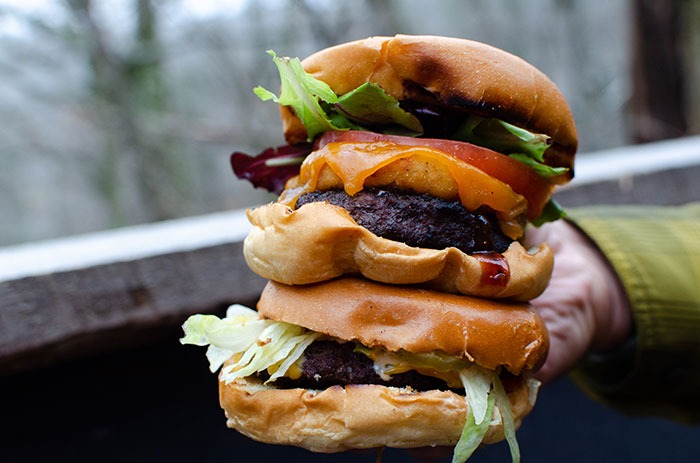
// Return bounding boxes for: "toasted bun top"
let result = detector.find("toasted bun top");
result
[281,34,577,176]
[257,277,548,375]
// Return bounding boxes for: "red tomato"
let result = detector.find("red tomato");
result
[316,131,552,220]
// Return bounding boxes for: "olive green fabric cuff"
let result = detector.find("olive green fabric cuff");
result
[566,203,700,423]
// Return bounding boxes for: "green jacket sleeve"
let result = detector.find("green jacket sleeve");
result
[568,202,700,423]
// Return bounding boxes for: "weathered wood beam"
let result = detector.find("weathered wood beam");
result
[0,211,266,374]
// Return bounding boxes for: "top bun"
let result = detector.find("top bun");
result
[281,34,577,178]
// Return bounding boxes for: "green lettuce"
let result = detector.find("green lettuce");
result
[334,83,422,135]
[509,153,569,179]
[531,197,567,227]
[254,51,341,140]
[452,116,567,179]
[254,51,421,140]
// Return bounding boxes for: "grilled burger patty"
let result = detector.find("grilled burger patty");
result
[260,341,455,392]
[296,188,512,254]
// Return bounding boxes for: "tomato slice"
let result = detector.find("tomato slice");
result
[317,131,552,220]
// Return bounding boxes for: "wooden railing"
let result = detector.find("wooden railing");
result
[3,135,700,375]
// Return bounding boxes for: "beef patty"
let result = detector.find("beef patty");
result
[296,188,512,254]
[261,341,456,393]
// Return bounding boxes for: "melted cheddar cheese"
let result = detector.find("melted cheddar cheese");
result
[279,141,528,238]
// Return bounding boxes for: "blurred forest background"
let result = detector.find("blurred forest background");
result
[1,0,699,247]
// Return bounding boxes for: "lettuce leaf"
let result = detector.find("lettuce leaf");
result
[254,51,421,140]
[353,344,520,463]
[508,153,569,179]
[335,83,422,135]
[452,115,567,178]
[254,51,341,140]
[453,368,523,463]
[530,197,567,227]
[230,143,312,195]
[180,305,266,372]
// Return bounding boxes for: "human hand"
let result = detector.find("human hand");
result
[525,220,632,383]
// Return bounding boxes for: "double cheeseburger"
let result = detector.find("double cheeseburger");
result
[182,35,576,462]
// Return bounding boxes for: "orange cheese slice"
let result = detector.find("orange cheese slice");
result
[279,141,527,237]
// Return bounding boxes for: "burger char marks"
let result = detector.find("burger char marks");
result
[296,187,512,254]
[260,341,455,393]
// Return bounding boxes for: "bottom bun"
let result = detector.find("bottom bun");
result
[219,375,537,453]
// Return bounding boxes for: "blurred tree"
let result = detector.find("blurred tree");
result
[65,0,191,225]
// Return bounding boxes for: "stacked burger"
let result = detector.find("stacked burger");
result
[181,35,577,462]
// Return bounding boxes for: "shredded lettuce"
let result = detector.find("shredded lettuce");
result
[180,304,320,383]
[453,389,496,463]
[526,377,542,408]
[451,365,494,463]
[181,304,267,372]
[460,366,493,426]
[492,373,521,463]
[222,322,322,383]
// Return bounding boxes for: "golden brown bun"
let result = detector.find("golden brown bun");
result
[244,201,553,301]
[281,34,577,180]
[257,278,549,375]
[219,375,537,453]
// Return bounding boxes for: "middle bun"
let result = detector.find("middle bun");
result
[244,201,553,301]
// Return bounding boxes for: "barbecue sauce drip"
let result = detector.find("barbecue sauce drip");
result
[474,252,510,287]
